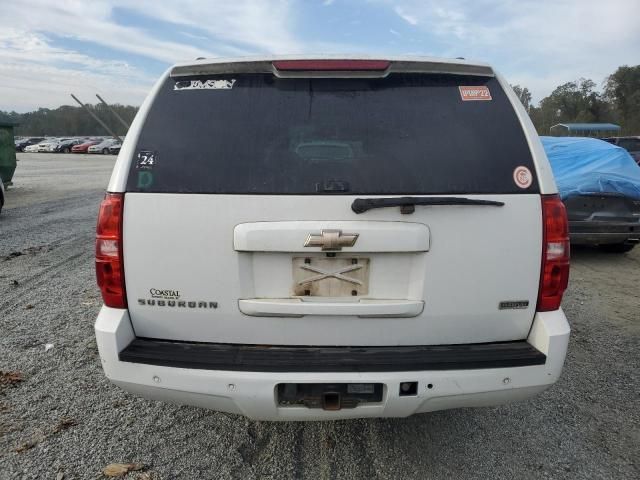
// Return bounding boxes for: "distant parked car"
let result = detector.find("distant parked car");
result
[44,138,72,152]
[603,137,640,165]
[72,140,100,153]
[53,138,84,153]
[542,136,640,253]
[88,138,119,154]
[15,137,45,152]
[41,138,74,152]
[108,143,122,155]
[24,140,51,152]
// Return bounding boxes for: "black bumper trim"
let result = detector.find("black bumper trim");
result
[569,220,640,245]
[569,220,640,234]
[119,339,546,373]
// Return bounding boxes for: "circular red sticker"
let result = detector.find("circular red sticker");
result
[513,166,533,189]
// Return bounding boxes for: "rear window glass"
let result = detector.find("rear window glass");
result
[618,139,640,151]
[127,73,538,194]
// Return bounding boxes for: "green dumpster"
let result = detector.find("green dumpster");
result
[0,120,18,186]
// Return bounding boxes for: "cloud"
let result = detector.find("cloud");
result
[383,0,640,102]
[394,6,418,25]
[1,0,638,111]
[0,62,150,110]
[0,0,309,111]
[0,29,147,79]
[0,28,154,111]
[0,1,214,64]
[108,0,302,55]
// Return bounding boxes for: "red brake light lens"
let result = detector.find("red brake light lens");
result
[96,193,127,308]
[272,60,390,71]
[537,194,570,312]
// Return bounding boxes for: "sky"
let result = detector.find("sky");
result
[1,0,638,112]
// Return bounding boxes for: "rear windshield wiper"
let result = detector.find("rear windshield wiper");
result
[351,196,505,214]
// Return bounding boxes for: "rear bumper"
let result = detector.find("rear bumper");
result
[95,307,570,421]
[569,220,640,245]
[119,338,546,372]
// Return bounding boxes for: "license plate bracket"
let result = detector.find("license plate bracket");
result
[292,257,370,296]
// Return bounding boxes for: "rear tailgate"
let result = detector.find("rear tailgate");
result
[120,61,543,346]
[124,194,540,345]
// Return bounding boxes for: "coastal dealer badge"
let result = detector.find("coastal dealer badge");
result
[138,288,218,309]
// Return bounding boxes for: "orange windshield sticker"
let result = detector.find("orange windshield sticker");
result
[459,86,492,101]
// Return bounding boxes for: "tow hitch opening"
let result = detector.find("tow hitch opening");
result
[323,392,341,411]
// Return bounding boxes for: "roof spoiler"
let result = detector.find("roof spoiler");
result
[170,59,494,79]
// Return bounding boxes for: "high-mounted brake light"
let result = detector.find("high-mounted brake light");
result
[537,194,570,312]
[96,193,127,308]
[272,60,390,71]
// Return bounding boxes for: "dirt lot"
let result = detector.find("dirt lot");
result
[1,153,639,479]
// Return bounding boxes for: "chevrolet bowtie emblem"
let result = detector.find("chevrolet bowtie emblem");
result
[304,229,359,251]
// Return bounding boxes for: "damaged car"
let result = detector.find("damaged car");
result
[542,136,640,253]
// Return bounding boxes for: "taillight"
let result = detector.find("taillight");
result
[537,194,570,312]
[96,193,127,308]
[272,59,390,71]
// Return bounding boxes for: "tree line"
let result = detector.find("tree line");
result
[0,103,138,137]
[512,65,640,135]
[1,64,638,137]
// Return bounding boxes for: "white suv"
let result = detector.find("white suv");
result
[95,56,570,421]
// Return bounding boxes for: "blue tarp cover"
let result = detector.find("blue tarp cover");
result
[541,136,640,200]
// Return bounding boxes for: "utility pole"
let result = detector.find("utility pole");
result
[95,94,130,131]
[70,94,122,142]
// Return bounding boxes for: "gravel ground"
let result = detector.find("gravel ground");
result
[1,153,638,479]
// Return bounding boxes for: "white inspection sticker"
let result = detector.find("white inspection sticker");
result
[513,166,533,189]
[174,79,236,91]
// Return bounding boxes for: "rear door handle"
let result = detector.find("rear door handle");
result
[238,299,424,318]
